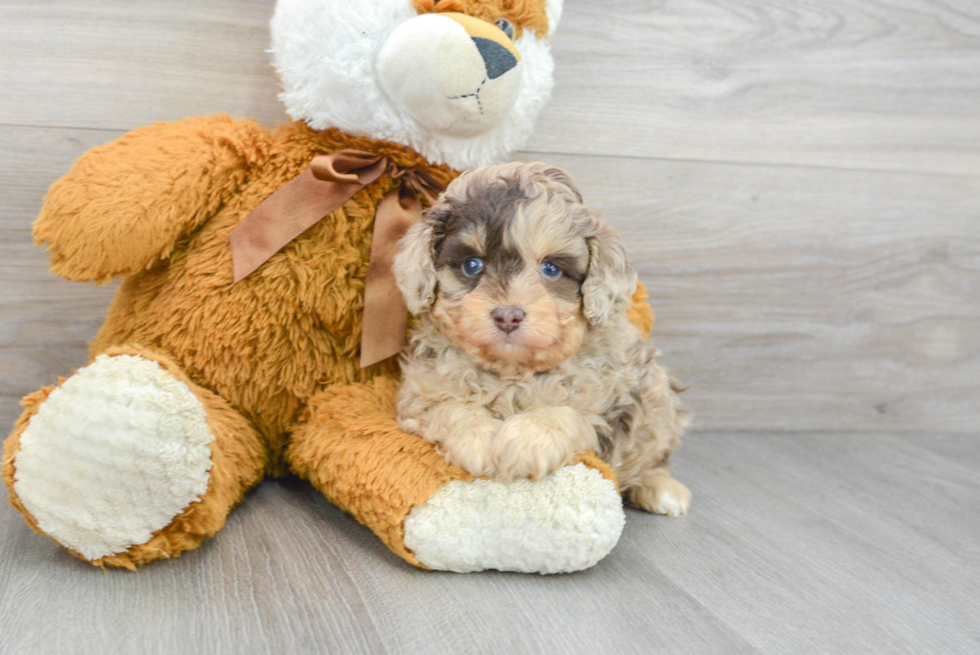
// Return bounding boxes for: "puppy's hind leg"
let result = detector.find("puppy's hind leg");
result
[621,362,692,517]
[629,467,691,517]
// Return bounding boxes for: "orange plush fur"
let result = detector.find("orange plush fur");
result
[3,116,653,568]
[413,0,552,38]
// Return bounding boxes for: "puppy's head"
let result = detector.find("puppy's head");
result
[394,162,637,374]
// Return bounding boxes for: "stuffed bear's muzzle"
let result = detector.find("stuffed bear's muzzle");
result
[376,12,522,138]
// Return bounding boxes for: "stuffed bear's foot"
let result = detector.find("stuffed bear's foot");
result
[2,347,267,568]
[404,454,625,574]
[288,379,625,574]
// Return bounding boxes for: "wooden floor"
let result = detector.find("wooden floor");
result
[1,1,978,653]
[2,432,978,654]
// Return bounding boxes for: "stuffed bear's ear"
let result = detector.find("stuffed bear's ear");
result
[581,213,638,328]
[394,208,444,315]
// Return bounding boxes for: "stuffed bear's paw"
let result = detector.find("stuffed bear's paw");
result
[10,354,215,561]
[403,462,625,574]
[490,407,599,482]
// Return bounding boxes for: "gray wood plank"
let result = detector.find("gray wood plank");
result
[529,0,980,176]
[527,152,980,434]
[638,432,980,654]
[0,0,287,131]
[4,1,980,175]
[2,433,977,654]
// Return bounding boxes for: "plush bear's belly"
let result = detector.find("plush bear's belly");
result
[91,172,399,470]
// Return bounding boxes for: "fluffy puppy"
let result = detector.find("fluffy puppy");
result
[393,162,691,516]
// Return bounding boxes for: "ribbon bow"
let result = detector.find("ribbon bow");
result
[229,149,447,368]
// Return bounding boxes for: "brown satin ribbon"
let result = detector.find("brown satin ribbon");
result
[229,149,445,368]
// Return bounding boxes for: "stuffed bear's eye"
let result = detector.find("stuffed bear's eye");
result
[462,257,485,276]
[540,261,562,279]
[495,18,515,40]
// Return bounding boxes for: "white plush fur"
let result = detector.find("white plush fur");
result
[376,13,523,138]
[13,355,214,560]
[271,0,555,170]
[545,0,564,35]
[403,463,625,573]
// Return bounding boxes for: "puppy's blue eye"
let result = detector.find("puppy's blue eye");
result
[541,261,562,279]
[462,257,484,276]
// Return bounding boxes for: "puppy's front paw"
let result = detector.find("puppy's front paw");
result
[410,403,502,478]
[491,407,598,482]
[433,411,502,478]
[630,469,691,517]
[439,428,496,478]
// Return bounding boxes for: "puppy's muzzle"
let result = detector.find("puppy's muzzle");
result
[492,306,525,334]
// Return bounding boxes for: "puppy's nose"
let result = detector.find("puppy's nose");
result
[492,307,525,333]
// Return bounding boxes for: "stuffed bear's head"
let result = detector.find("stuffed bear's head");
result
[271,0,563,170]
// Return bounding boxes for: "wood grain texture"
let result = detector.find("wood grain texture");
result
[530,0,980,175]
[1,433,977,654]
[519,152,980,433]
[0,1,287,130]
[4,1,980,175]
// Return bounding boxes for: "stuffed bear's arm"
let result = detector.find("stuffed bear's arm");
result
[286,378,625,573]
[33,114,270,283]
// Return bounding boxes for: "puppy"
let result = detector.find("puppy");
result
[393,162,691,516]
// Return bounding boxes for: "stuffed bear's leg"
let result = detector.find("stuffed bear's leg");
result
[286,378,626,574]
[2,346,267,569]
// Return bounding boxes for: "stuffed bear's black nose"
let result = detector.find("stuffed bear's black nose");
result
[492,307,525,333]
[472,37,518,80]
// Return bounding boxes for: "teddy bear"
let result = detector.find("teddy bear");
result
[2,0,655,574]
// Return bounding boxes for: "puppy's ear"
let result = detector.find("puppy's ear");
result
[539,165,583,203]
[394,208,442,315]
[582,214,638,327]
[523,162,583,204]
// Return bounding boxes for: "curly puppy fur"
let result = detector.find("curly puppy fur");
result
[394,162,691,515]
